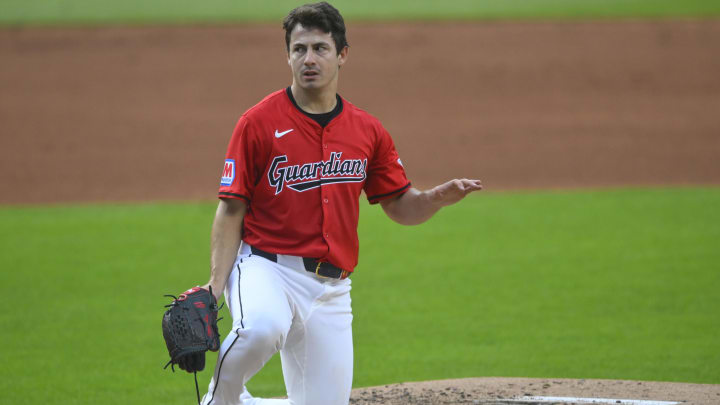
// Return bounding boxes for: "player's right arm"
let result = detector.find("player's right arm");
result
[205,198,247,300]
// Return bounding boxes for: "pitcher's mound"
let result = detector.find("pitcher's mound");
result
[350,378,720,405]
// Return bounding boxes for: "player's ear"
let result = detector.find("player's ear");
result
[338,46,349,68]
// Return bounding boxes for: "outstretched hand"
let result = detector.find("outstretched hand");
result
[428,178,483,207]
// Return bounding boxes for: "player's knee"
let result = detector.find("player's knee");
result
[301,384,351,405]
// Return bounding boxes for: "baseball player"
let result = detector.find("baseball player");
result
[199,2,482,404]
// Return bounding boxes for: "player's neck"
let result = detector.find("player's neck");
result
[290,83,338,114]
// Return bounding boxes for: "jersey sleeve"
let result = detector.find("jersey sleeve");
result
[363,125,411,204]
[218,115,263,203]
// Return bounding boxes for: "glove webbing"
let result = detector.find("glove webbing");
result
[163,287,224,405]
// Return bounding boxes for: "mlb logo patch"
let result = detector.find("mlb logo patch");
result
[220,159,235,186]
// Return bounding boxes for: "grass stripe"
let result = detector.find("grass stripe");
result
[2,0,720,26]
[0,187,718,403]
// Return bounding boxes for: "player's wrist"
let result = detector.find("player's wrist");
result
[425,187,445,208]
[202,281,224,300]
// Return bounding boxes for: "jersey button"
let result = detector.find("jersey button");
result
[325,233,329,238]
[323,198,329,204]
[323,144,328,149]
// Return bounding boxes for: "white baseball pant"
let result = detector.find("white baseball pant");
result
[201,242,354,405]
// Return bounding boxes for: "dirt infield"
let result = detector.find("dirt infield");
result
[1,20,719,205]
[350,378,720,405]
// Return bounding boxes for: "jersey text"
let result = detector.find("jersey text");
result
[268,152,367,194]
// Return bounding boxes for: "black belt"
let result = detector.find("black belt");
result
[250,246,350,280]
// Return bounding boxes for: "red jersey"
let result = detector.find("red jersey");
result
[218,89,410,271]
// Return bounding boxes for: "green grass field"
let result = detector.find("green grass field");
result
[1,188,718,403]
[2,0,720,26]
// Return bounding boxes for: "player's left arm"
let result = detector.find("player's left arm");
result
[379,178,482,226]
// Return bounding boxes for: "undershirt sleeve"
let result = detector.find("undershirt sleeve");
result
[364,125,411,204]
[218,115,261,203]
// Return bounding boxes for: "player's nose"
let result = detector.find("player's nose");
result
[303,49,317,65]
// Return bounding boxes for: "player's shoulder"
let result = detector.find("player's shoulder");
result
[229,90,288,141]
[241,89,289,122]
[340,98,386,131]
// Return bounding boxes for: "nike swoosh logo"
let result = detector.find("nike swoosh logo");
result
[275,129,294,138]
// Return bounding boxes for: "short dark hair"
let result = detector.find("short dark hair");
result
[283,2,349,54]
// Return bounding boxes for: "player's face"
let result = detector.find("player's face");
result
[287,24,348,91]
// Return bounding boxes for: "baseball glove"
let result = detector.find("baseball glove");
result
[162,286,221,373]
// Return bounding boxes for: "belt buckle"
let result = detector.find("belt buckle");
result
[314,261,329,278]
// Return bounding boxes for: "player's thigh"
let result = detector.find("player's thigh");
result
[226,255,293,335]
[282,280,353,405]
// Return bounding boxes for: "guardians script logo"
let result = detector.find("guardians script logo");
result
[268,152,367,194]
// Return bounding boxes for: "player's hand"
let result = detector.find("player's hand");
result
[429,179,482,207]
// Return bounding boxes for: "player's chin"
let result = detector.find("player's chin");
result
[299,76,324,88]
